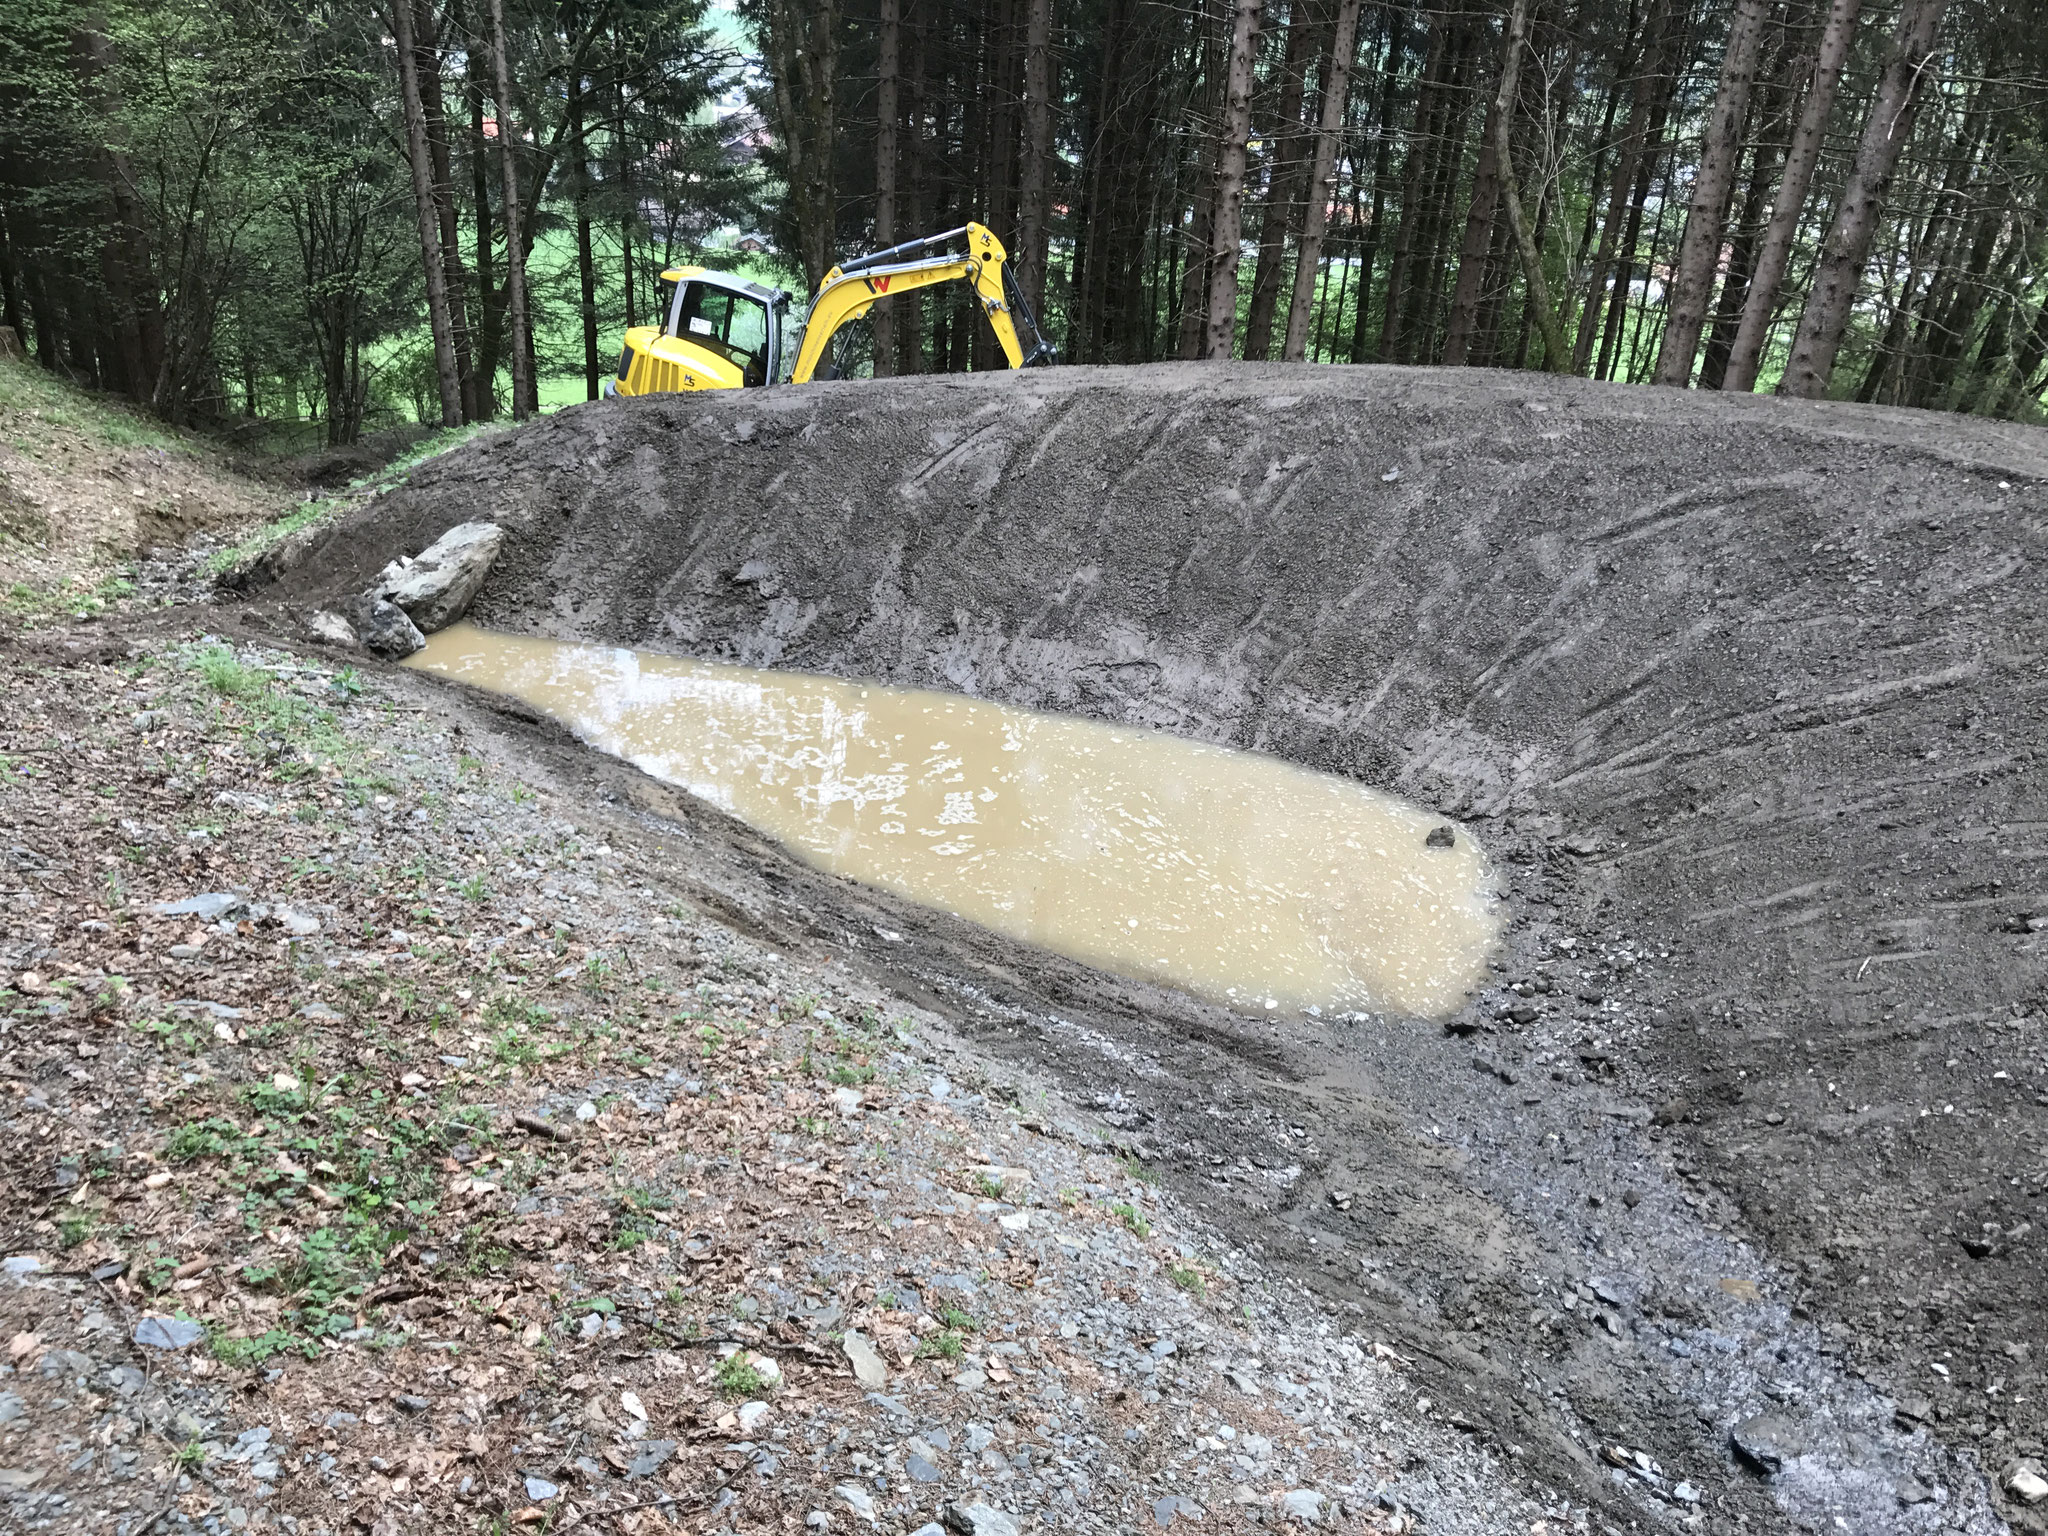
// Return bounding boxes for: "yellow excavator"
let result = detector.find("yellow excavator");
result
[605,222,1055,397]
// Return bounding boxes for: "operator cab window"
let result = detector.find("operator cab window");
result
[671,281,770,387]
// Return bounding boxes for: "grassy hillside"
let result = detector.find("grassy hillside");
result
[0,355,284,621]
[0,355,495,628]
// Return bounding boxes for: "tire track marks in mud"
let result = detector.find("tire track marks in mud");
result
[277,364,2046,1533]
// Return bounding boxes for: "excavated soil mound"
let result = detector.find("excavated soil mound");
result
[276,364,2048,1530]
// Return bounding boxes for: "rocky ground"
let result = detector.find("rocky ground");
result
[1,598,1576,1535]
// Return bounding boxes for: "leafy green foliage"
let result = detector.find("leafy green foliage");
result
[167,1117,247,1162]
[56,1212,96,1248]
[3,0,762,437]
[210,1328,316,1368]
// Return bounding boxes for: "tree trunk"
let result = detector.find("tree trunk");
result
[1561,61,1623,342]
[486,0,536,419]
[1653,0,1770,385]
[1283,0,1363,361]
[1352,6,1407,362]
[1316,154,1356,359]
[1898,99,1998,408]
[1518,131,1563,366]
[570,75,600,400]
[1071,0,1123,359]
[466,14,501,417]
[1493,0,1568,370]
[873,0,901,377]
[22,259,60,370]
[1855,234,1917,404]
[1630,137,1687,379]
[1243,0,1322,361]
[0,216,25,343]
[79,28,163,405]
[1477,195,1519,364]
[1379,15,1447,361]
[1439,29,1504,367]
[1201,0,1265,358]
[1401,24,1475,360]
[1017,0,1054,309]
[1594,58,1680,380]
[1870,116,1976,405]
[1778,0,1947,399]
[1723,0,1864,392]
[1977,293,2048,418]
[610,56,636,333]
[392,0,464,427]
[1574,0,1671,372]
[1178,0,1225,358]
[414,0,476,421]
[985,0,1024,307]
[763,0,842,295]
[1698,26,1793,389]
[964,9,998,372]
[899,0,928,373]
[1697,131,1774,389]
[1954,272,2020,417]
[1915,189,2007,408]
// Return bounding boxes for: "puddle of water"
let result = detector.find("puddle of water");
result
[407,624,1500,1017]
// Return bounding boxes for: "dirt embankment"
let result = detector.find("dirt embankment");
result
[0,359,286,595]
[274,363,2048,1531]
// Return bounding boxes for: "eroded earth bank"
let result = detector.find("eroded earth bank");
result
[130,364,2048,1531]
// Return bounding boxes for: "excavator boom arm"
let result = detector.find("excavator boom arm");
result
[791,222,1054,384]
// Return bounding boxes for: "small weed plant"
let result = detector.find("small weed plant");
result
[715,1355,768,1398]
[1109,1201,1152,1239]
[917,1330,966,1361]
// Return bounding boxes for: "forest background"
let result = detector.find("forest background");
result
[2,0,2046,445]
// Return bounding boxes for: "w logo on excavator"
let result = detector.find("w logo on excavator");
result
[868,276,892,294]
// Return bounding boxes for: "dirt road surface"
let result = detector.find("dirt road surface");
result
[262,362,2048,1531]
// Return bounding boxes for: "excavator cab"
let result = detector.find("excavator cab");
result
[607,269,793,396]
[606,223,1054,399]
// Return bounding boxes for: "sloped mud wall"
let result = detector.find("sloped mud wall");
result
[278,363,2048,1530]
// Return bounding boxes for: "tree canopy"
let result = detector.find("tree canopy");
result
[5,0,2048,436]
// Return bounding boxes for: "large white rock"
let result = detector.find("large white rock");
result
[380,521,505,633]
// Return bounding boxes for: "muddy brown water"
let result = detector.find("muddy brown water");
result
[408,622,1500,1018]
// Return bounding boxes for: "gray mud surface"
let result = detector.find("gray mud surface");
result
[267,363,2048,1531]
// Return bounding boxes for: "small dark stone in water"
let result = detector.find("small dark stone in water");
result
[1426,825,1456,849]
